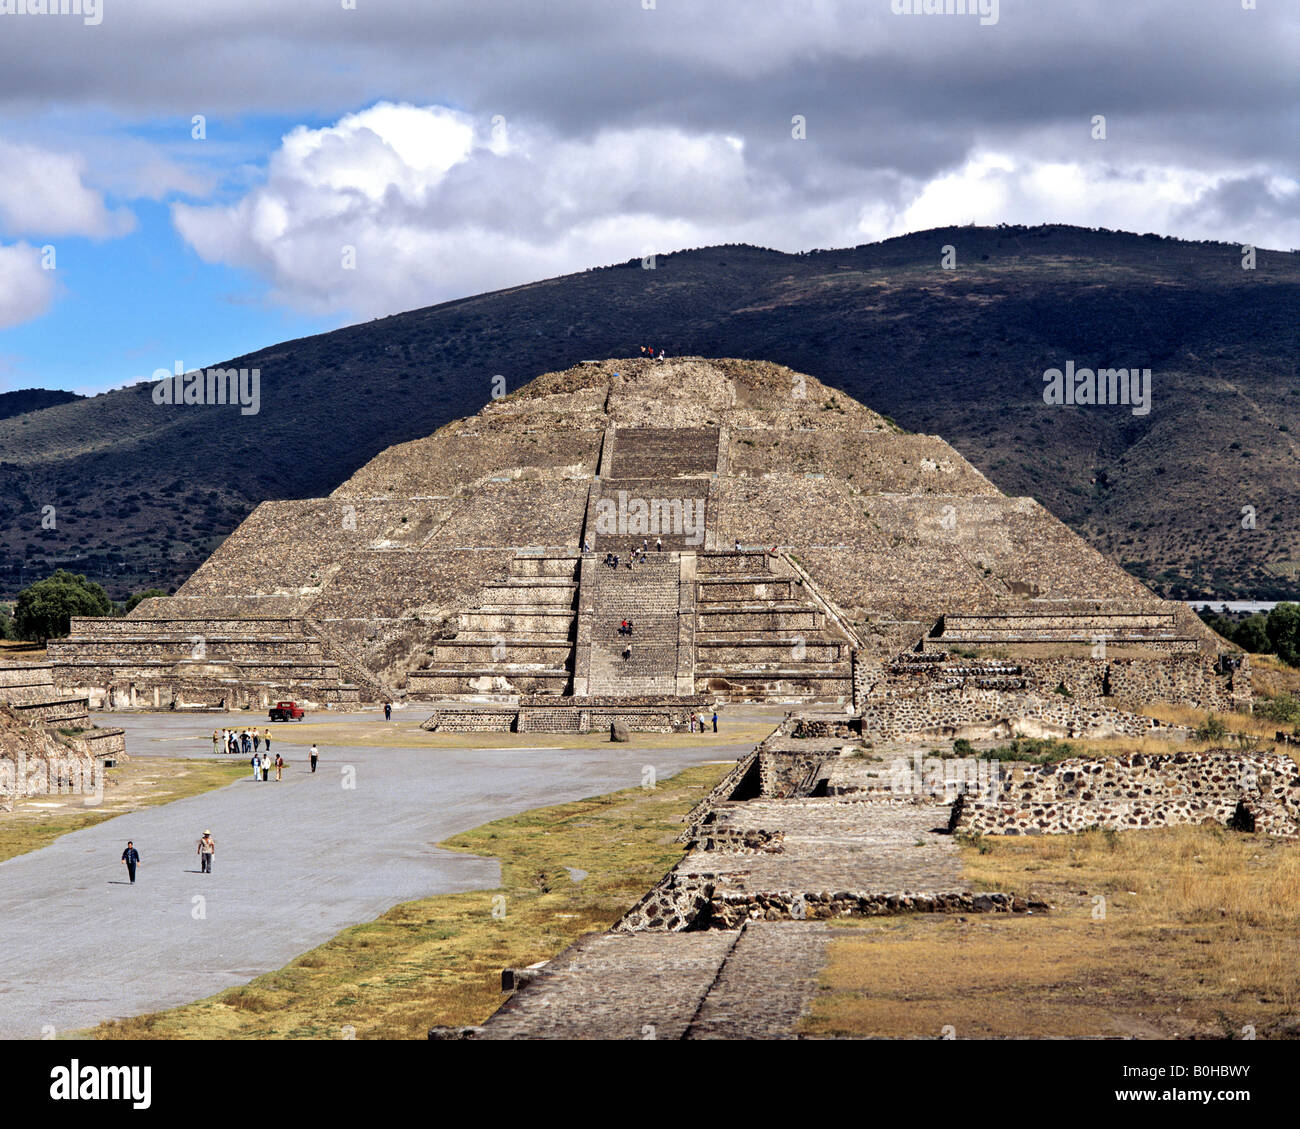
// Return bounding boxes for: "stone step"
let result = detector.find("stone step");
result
[419,665,571,678]
[508,556,581,578]
[698,610,822,631]
[698,642,847,662]
[474,930,739,1040]
[695,551,775,576]
[458,611,578,633]
[429,640,574,663]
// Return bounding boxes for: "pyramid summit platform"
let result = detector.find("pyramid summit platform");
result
[48,357,1247,735]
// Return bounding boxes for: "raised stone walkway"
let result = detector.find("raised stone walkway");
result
[469,920,831,1040]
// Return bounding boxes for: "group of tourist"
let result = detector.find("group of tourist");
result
[617,619,635,635]
[639,346,666,360]
[249,741,320,780]
[689,711,719,734]
[249,751,285,782]
[215,727,270,757]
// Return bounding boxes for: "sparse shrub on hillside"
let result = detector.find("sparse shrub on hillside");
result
[1195,714,1228,743]
[1254,693,1300,725]
[986,737,1075,764]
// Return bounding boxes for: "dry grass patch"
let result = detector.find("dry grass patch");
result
[0,757,247,863]
[802,823,1300,1040]
[90,761,729,1040]
[1249,654,1300,699]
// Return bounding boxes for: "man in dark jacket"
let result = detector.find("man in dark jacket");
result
[121,841,140,884]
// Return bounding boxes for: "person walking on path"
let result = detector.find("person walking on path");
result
[261,755,270,782]
[309,744,319,773]
[689,713,697,734]
[253,730,260,753]
[197,831,215,874]
[263,729,272,756]
[120,841,140,884]
[274,753,284,782]
[251,753,260,781]
[212,729,219,755]
[712,710,718,733]
[384,701,392,721]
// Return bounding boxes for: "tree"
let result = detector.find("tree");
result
[122,588,168,615]
[0,603,16,641]
[1231,614,1269,655]
[1265,603,1300,667]
[13,570,114,644]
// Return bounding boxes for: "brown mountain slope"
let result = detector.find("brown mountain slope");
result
[1,224,1296,600]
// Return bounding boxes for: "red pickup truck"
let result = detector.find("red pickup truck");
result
[269,701,305,722]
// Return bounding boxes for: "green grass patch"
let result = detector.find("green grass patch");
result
[0,758,247,864]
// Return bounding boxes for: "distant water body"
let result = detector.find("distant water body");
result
[1184,601,1279,614]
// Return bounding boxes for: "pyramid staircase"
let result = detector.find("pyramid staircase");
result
[692,551,855,702]
[583,553,683,696]
[409,553,579,697]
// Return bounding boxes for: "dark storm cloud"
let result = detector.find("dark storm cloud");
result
[0,0,1294,321]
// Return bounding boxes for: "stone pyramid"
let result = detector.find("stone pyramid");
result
[49,358,1240,731]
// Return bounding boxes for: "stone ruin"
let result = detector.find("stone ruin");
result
[0,661,125,811]
[445,715,1298,1039]
[47,357,1244,735]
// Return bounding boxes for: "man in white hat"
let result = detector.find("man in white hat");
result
[197,830,216,874]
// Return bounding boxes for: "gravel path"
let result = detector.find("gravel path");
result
[0,711,743,1038]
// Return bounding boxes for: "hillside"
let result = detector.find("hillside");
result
[0,389,82,422]
[1,224,1296,600]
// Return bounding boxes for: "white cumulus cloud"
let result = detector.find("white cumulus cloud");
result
[173,100,1300,321]
[0,242,57,329]
[0,141,133,239]
[172,102,774,316]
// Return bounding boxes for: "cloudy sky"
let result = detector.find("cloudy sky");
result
[0,0,1295,393]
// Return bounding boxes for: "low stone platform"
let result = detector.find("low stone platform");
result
[462,929,740,1040]
[422,696,712,734]
[444,920,832,1041]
